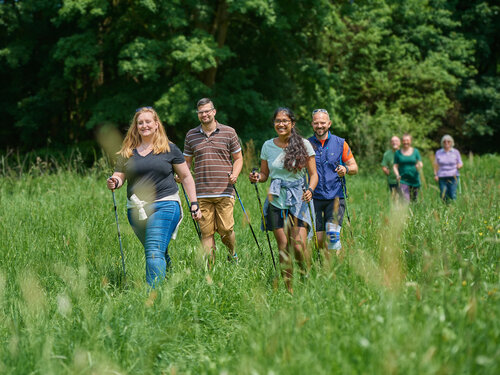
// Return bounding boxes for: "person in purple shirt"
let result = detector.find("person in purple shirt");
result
[433,134,463,201]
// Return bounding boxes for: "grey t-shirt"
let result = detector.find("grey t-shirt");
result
[115,143,185,202]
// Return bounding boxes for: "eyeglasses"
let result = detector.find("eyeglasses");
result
[443,140,452,143]
[136,106,153,112]
[197,108,215,115]
[312,109,329,115]
[274,119,291,125]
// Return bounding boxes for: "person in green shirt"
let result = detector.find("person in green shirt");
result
[381,136,400,194]
[393,133,423,202]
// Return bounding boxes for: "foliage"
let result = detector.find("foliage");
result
[0,0,498,155]
[444,0,500,152]
[0,154,498,373]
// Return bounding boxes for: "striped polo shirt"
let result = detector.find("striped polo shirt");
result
[184,122,241,198]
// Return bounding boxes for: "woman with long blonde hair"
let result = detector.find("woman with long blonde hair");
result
[107,107,201,288]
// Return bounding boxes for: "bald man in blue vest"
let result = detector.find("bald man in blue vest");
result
[308,109,358,258]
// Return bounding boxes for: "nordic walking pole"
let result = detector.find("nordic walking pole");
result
[335,162,354,240]
[339,177,352,225]
[180,183,202,241]
[339,176,354,240]
[303,186,320,263]
[251,168,277,271]
[229,173,264,257]
[111,187,127,281]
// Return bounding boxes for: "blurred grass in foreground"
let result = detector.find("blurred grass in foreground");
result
[0,153,498,374]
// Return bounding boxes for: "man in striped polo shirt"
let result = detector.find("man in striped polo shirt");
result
[183,98,243,265]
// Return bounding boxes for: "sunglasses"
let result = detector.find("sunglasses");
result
[136,106,153,112]
[312,108,329,115]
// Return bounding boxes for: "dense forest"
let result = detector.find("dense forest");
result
[0,0,498,161]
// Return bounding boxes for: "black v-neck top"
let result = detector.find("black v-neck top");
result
[115,143,185,202]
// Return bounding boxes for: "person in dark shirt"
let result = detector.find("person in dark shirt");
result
[107,107,201,288]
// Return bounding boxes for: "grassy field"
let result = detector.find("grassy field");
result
[0,153,498,374]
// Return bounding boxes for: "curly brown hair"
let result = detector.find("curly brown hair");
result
[273,107,308,173]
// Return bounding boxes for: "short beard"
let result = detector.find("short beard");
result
[201,117,213,125]
[315,130,327,138]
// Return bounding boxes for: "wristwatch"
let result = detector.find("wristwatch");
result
[190,202,199,213]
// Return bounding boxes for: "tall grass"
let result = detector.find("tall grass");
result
[0,153,498,374]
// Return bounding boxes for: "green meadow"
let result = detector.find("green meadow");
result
[0,153,498,374]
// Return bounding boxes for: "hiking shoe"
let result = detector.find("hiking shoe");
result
[227,253,239,264]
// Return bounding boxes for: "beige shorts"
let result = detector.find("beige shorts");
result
[198,197,235,237]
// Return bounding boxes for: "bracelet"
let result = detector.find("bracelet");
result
[307,187,314,194]
[344,165,349,175]
[190,202,199,213]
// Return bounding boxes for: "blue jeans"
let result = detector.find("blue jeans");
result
[439,176,459,201]
[128,201,181,288]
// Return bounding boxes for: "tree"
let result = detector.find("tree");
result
[0,0,494,159]
[445,0,500,152]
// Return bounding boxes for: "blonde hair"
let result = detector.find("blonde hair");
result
[440,134,455,148]
[118,107,171,158]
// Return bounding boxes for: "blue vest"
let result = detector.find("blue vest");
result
[308,133,345,199]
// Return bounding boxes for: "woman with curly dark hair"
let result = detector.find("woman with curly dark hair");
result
[249,107,318,294]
